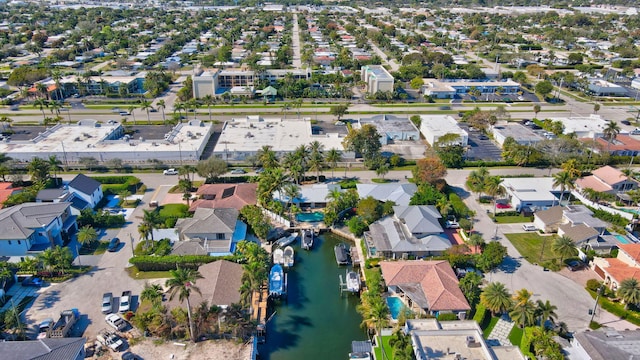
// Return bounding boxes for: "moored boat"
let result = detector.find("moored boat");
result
[269,264,284,297]
[276,231,299,247]
[273,248,284,265]
[283,246,295,268]
[334,243,349,265]
[346,270,361,293]
[302,229,314,250]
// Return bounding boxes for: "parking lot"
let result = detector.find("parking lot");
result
[459,124,503,161]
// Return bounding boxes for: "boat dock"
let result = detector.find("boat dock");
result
[251,283,269,324]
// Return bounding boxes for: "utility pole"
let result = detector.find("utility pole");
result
[589,285,605,324]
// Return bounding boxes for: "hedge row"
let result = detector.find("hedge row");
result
[92,176,141,185]
[520,327,535,358]
[129,254,234,271]
[472,304,487,325]
[449,193,473,219]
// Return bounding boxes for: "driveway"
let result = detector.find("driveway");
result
[450,179,639,332]
[25,173,183,340]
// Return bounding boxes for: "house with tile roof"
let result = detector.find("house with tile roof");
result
[356,183,418,207]
[173,208,247,256]
[0,337,85,360]
[592,244,640,290]
[0,202,76,262]
[189,183,257,212]
[364,205,450,259]
[67,174,103,209]
[380,260,470,317]
[576,165,637,195]
[273,183,341,209]
[0,182,22,209]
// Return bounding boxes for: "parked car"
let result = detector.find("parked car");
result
[102,292,113,314]
[163,168,178,175]
[445,220,460,229]
[37,318,54,339]
[119,291,131,313]
[632,128,640,135]
[255,168,265,174]
[496,203,512,209]
[567,260,585,271]
[230,168,246,174]
[121,353,141,360]
[522,224,537,231]
[105,313,128,331]
[622,120,631,125]
[97,330,124,352]
[22,276,43,287]
[107,238,120,252]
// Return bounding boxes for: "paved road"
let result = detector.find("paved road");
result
[368,40,399,72]
[291,13,303,69]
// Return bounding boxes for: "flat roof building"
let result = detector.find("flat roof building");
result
[422,79,520,99]
[491,122,544,146]
[361,65,394,94]
[356,115,420,145]
[192,67,310,98]
[549,115,608,138]
[213,116,349,161]
[419,115,468,146]
[501,177,561,212]
[0,120,213,164]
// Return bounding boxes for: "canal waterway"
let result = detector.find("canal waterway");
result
[259,232,367,359]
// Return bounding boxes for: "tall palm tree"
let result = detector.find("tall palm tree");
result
[33,98,48,123]
[202,95,215,122]
[165,267,203,342]
[282,183,301,218]
[603,120,621,152]
[48,155,61,186]
[325,148,342,181]
[128,105,137,125]
[618,278,640,309]
[256,145,278,169]
[157,99,166,124]
[509,298,537,328]
[480,282,512,316]
[308,141,325,183]
[551,235,576,263]
[140,100,152,124]
[141,283,164,308]
[484,175,504,215]
[76,225,97,248]
[468,233,485,253]
[466,167,489,200]
[552,171,575,206]
[535,299,558,327]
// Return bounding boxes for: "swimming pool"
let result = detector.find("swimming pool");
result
[386,297,405,320]
[615,234,631,244]
[296,212,324,222]
[104,195,120,208]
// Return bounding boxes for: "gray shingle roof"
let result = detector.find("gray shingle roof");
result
[0,202,71,240]
[393,205,443,235]
[0,337,85,360]
[177,208,238,235]
[67,174,100,195]
[574,329,640,360]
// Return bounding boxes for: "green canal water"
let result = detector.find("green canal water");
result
[259,233,367,359]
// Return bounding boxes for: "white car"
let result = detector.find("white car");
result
[446,220,460,229]
[119,291,131,313]
[163,168,178,175]
[97,330,124,352]
[522,224,537,231]
[105,313,127,332]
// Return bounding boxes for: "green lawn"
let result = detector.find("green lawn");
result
[509,326,523,346]
[482,317,499,338]
[492,215,534,224]
[158,203,190,218]
[504,233,559,265]
[373,335,394,360]
[79,241,109,255]
[125,266,171,279]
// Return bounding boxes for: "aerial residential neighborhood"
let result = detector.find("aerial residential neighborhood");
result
[1,1,640,359]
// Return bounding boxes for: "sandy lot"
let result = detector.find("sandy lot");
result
[92,339,252,360]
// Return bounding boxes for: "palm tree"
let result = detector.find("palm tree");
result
[466,167,489,200]
[509,298,537,328]
[119,189,132,206]
[468,233,485,253]
[551,235,576,263]
[282,183,301,218]
[157,99,166,124]
[256,145,278,169]
[165,267,203,342]
[603,120,621,152]
[187,98,198,120]
[77,225,97,248]
[140,100,152,124]
[325,149,342,182]
[552,171,575,206]
[202,95,215,122]
[618,278,640,309]
[484,175,504,215]
[308,141,325,183]
[48,155,61,186]
[535,299,558,327]
[141,283,164,308]
[128,105,137,125]
[480,282,512,316]
[0,263,12,290]
[33,98,48,123]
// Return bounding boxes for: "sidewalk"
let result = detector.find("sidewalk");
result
[487,316,515,346]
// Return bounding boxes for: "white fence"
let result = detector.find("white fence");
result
[261,208,291,228]
[571,190,634,220]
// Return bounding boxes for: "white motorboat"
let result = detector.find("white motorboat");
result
[283,246,295,268]
[273,248,284,265]
[301,229,314,250]
[346,270,361,293]
[276,231,299,247]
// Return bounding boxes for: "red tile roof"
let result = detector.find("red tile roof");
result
[600,258,640,284]
[380,260,470,312]
[0,182,21,208]
[190,183,257,212]
[619,243,640,263]
[591,165,628,185]
[588,135,640,153]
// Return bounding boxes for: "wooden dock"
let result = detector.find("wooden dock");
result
[251,283,269,324]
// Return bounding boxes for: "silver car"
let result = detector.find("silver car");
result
[101,292,113,314]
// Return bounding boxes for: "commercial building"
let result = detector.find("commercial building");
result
[0,120,214,164]
[550,115,608,138]
[356,115,420,145]
[361,65,394,94]
[588,79,628,97]
[419,115,468,146]
[491,123,544,146]
[192,67,311,98]
[421,79,520,99]
[212,116,348,161]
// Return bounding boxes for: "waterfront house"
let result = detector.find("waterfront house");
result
[171,260,244,309]
[190,183,257,212]
[273,183,341,209]
[380,260,470,318]
[364,205,450,259]
[356,183,417,207]
[576,165,637,195]
[173,208,247,256]
[67,174,103,209]
[592,244,640,291]
[405,319,525,360]
[0,202,77,262]
[0,182,22,208]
